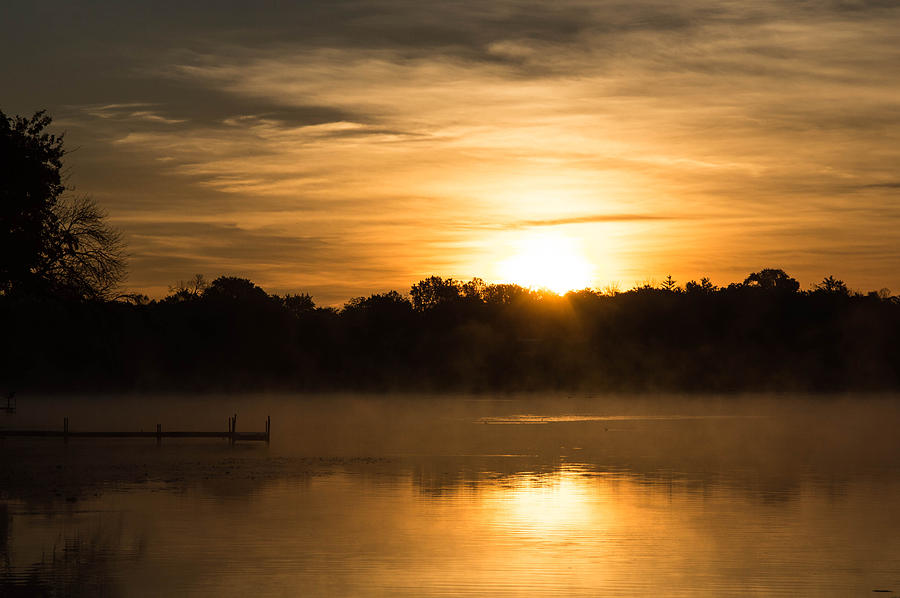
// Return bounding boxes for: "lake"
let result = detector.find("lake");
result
[2,394,900,596]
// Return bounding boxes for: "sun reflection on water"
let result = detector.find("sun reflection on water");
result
[489,467,602,540]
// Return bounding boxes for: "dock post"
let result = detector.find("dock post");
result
[266,415,270,444]
[231,413,237,445]
[156,423,162,445]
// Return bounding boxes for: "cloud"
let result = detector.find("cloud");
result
[5,0,900,299]
[74,103,184,125]
[514,214,675,228]
[855,182,900,190]
[123,220,417,303]
[458,213,675,230]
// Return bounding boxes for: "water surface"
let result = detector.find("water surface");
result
[2,394,899,596]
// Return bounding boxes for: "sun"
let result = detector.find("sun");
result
[496,232,594,294]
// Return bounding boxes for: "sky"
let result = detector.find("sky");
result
[3,0,899,304]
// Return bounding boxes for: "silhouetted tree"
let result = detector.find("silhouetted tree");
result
[410,276,462,311]
[685,277,716,294]
[279,293,315,318]
[661,274,678,292]
[344,290,410,314]
[815,275,849,295]
[461,277,487,300]
[41,196,126,300]
[166,274,208,302]
[1,110,64,295]
[203,276,270,304]
[601,282,621,296]
[4,264,900,392]
[483,283,531,305]
[566,288,601,302]
[0,109,126,299]
[118,292,150,305]
[743,268,799,293]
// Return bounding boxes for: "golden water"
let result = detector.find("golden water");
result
[2,395,899,596]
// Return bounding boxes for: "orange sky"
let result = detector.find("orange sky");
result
[3,1,899,303]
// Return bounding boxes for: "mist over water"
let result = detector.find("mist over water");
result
[3,394,900,596]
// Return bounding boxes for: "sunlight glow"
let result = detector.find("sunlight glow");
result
[480,465,612,547]
[502,474,596,535]
[497,232,595,294]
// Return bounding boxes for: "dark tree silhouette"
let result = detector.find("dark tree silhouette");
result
[661,275,678,292]
[203,276,270,304]
[743,268,800,292]
[344,290,410,314]
[0,110,125,299]
[483,283,532,305]
[410,276,463,311]
[815,275,849,295]
[279,292,316,318]
[41,196,126,300]
[166,273,209,302]
[3,261,900,392]
[685,277,716,294]
[1,110,65,294]
[461,277,487,300]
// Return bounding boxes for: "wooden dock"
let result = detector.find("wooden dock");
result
[0,414,270,444]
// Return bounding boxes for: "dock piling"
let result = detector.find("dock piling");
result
[2,414,269,443]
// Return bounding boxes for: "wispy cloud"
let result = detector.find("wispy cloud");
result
[458,213,675,231]
[80,103,186,124]
[855,182,900,190]
[6,0,900,300]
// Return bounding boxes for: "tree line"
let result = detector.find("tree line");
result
[3,109,899,393]
[2,269,899,393]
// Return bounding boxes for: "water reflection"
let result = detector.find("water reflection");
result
[2,463,899,596]
[0,509,142,597]
[2,395,900,595]
[488,466,601,540]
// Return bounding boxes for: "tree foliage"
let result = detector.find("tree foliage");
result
[1,110,65,294]
[167,274,209,302]
[815,275,849,295]
[203,276,270,304]
[410,276,463,311]
[4,268,899,393]
[742,268,799,292]
[0,109,126,300]
[685,277,716,294]
[41,195,127,300]
[661,274,678,292]
[279,292,316,318]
